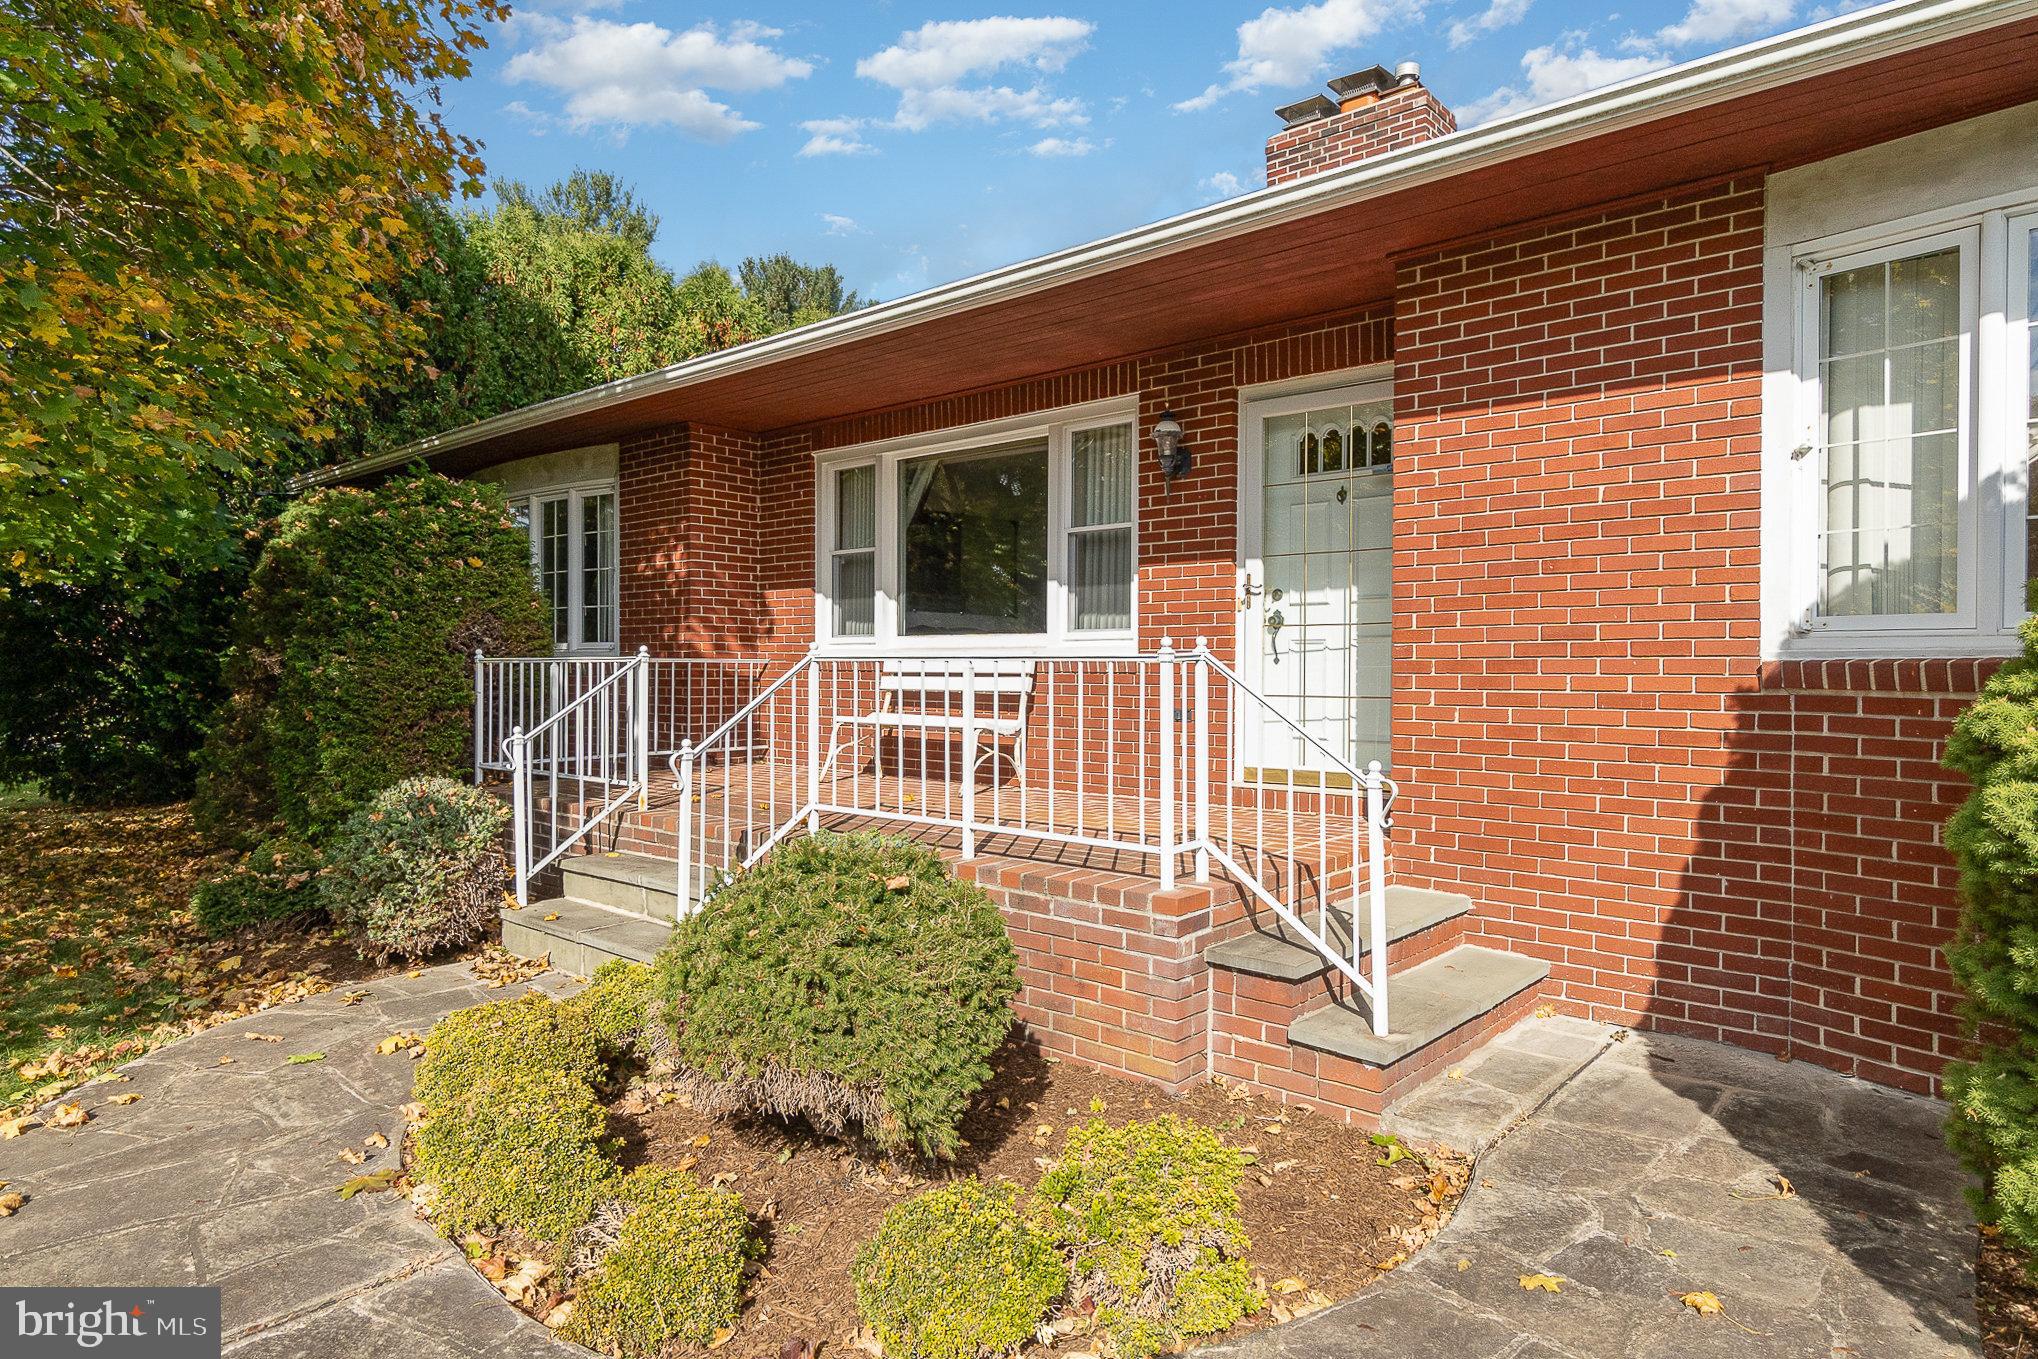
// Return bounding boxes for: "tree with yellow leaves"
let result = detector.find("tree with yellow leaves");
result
[0,0,508,586]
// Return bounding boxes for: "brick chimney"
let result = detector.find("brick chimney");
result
[1266,62,1455,187]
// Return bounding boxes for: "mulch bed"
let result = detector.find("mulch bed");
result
[486,1034,1468,1357]
[1980,1227,2038,1358]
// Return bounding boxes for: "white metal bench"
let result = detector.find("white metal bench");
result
[821,659,1034,786]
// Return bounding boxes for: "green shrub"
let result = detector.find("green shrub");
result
[654,832,1019,1159]
[193,474,547,843]
[190,837,323,936]
[320,776,507,963]
[1945,612,2038,1252]
[1034,1117,1262,1358]
[411,1066,620,1245]
[568,960,658,1065]
[855,1179,1063,1359]
[566,1167,754,1357]
[414,993,605,1111]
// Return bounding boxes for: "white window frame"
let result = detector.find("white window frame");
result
[812,396,1140,655]
[508,479,621,656]
[1767,193,2038,657]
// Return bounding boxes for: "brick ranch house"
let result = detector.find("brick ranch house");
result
[315,0,2038,1122]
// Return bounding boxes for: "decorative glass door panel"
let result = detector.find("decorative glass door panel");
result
[1241,386,1393,781]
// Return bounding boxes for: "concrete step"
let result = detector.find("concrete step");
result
[1203,885,1471,981]
[500,898,675,978]
[1286,945,1548,1068]
[559,851,707,921]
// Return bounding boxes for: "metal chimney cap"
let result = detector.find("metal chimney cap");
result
[1395,60,1422,85]
[1274,93,1338,128]
[1325,66,1396,100]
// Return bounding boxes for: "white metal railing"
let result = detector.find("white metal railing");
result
[665,639,1402,1034]
[504,650,648,904]
[475,651,768,779]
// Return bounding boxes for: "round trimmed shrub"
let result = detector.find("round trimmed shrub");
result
[654,832,1019,1159]
[1034,1117,1263,1359]
[411,1065,620,1245]
[321,776,507,963]
[414,993,605,1110]
[566,1167,754,1357]
[855,1179,1064,1359]
[568,960,658,1065]
[191,837,323,937]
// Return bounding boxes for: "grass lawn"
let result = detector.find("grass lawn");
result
[0,803,371,1119]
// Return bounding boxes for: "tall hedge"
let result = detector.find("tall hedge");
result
[194,474,547,843]
[1944,611,2038,1253]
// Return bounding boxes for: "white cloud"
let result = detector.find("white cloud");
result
[1027,136,1101,156]
[892,85,1088,131]
[821,213,862,236]
[1175,0,1411,112]
[503,16,812,141]
[1655,0,1795,47]
[799,117,876,157]
[857,17,1093,89]
[1446,0,1533,47]
[1456,42,1669,125]
[1199,170,1250,200]
[855,17,1094,132]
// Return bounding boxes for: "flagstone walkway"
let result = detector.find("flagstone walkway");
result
[0,962,1980,1358]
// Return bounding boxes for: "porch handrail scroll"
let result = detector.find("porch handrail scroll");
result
[659,641,1403,1037]
[503,648,649,905]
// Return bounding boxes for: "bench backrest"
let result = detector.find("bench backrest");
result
[875,658,1034,697]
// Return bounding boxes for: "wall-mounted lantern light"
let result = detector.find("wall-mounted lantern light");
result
[1153,409,1189,480]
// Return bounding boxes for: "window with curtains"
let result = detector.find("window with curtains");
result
[818,404,1138,649]
[507,483,619,653]
[1776,204,2037,653]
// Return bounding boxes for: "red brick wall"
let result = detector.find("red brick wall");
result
[619,423,763,655]
[1385,173,1974,1094]
[1265,84,1456,187]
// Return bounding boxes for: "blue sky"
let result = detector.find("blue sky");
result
[446,0,1838,300]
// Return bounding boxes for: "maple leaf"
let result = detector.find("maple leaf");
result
[1519,1274,1564,1294]
[1680,1290,1723,1316]
[48,1101,88,1129]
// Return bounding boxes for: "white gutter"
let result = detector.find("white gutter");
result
[305,0,2033,487]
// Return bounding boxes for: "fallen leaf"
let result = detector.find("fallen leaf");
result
[375,1033,421,1056]
[48,1102,88,1129]
[337,1168,400,1199]
[245,1033,282,1043]
[1680,1290,1723,1316]
[1271,1278,1306,1295]
[365,1131,390,1149]
[1,1116,36,1139]
[782,1338,815,1359]
[1456,1259,1470,1272]
[883,875,912,891]
[286,1052,325,1065]
[338,1147,367,1165]
[108,1093,141,1106]
[690,1133,712,1148]
[708,1327,735,1349]
[216,1055,234,1066]
[217,956,243,973]
[543,1299,575,1330]
[1519,1274,1564,1294]
[542,913,560,922]
[0,1191,22,1216]
[1447,1067,1465,1080]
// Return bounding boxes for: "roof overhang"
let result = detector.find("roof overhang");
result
[307,0,2038,486]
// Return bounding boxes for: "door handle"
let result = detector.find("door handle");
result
[1239,574,1263,612]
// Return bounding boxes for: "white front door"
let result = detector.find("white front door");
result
[1240,381,1393,781]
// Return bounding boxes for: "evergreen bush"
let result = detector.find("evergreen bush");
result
[1944,614,2038,1253]
[653,832,1019,1158]
[566,1167,755,1356]
[193,473,546,844]
[320,777,506,963]
[1034,1117,1263,1358]
[190,837,323,937]
[411,995,618,1245]
[854,1179,1064,1359]
[567,960,658,1066]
